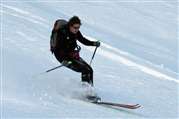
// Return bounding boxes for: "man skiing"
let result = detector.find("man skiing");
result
[50,16,100,88]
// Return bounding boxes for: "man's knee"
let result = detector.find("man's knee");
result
[83,65,93,74]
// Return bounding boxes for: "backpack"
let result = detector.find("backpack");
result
[50,19,67,51]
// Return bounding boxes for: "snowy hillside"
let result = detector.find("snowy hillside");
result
[1,0,178,119]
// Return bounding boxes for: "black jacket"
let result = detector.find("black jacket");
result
[55,25,95,54]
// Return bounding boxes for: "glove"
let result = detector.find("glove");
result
[94,41,100,47]
[62,60,72,66]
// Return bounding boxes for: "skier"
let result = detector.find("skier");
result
[50,16,100,90]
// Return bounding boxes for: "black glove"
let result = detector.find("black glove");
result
[94,41,100,47]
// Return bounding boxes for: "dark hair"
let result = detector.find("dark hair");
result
[68,16,81,26]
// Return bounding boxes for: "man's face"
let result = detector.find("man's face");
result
[69,23,80,34]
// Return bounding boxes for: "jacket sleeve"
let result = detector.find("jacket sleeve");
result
[77,31,95,46]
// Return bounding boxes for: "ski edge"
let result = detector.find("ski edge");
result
[93,101,141,109]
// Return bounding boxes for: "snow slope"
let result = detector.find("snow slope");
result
[1,0,178,119]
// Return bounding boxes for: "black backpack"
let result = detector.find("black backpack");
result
[50,19,67,51]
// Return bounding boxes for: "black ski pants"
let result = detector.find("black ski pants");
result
[54,52,93,86]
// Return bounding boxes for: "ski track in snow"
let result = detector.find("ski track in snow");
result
[86,36,179,84]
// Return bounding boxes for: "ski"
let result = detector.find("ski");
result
[85,96,141,109]
[93,101,141,109]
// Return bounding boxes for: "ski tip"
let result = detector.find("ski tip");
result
[131,104,141,109]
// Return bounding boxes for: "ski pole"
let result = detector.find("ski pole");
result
[31,61,72,79]
[45,61,72,73]
[90,46,98,65]
[45,64,63,73]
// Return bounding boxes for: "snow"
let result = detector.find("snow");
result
[1,0,178,119]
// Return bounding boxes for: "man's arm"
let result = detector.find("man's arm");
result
[77,31,96,46]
